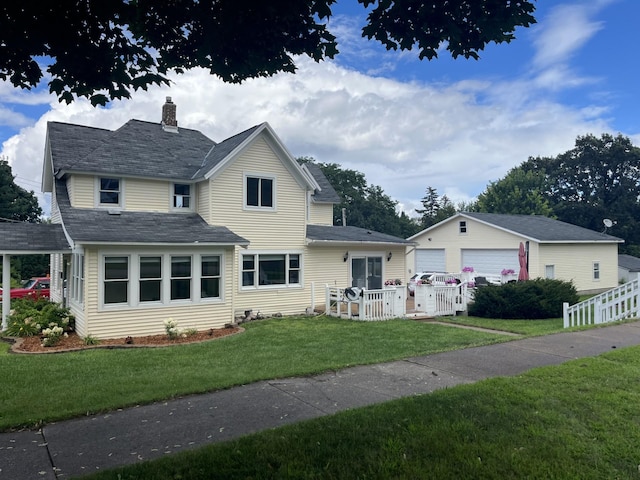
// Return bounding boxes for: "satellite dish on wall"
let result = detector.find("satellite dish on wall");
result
[603,219,613,228]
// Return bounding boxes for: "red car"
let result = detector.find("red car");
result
[0,277,51,301]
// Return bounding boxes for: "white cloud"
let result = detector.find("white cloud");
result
[1,56,614,218]
[0,1,630,220]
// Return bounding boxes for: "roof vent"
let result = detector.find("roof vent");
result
[161,96,179,133]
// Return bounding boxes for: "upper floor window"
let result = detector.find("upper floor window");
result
[173,183,192,209]
[459,221,467,234]
[593,262,600,281]
[99,178,121,205]
[246,175,274,209]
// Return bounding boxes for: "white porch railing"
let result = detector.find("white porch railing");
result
[414,282,470,317]
[325,286,406,321]
[563,279,640,328]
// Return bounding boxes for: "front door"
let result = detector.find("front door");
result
[351,256,383,290]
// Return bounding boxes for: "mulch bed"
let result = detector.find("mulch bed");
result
[4,326,243,354]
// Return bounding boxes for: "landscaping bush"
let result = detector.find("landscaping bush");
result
[5,297,75,337]
[468,278,579,319]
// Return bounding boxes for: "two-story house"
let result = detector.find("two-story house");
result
[15,98,412,339]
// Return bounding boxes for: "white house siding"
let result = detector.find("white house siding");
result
[309,203,333,226]
[537,243,618,293]
[206,137,311,316]
[68,174,94,208]
[208,138,307,248]
[124,178,170,212]
[197,181,210,220]
[80,246,236,339]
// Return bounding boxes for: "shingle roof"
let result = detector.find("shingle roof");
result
[618,254,640,272]
[303,163,341,203]
[193,124,262,179]
[56,180,248,246]
[0,223,70,253]
[48,120,216,180]
[307,225,413,245]
[462,212,623,243]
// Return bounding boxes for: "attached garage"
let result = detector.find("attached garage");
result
[461,249,519,276]
[415,248,445,273]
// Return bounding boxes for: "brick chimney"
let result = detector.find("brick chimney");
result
[161,96,178,132]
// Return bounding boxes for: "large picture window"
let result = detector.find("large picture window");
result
[104,256,129,304]
[246,176,274,208]
[242,253,301,288]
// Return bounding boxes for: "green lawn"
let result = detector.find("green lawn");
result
[0,315,516,431]
[83,344,640,480]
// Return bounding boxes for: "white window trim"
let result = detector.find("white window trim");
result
[95,177,125,209]
[593,261,601,281]
[99,250,225,311]
[243,172,277,211]
[170,182,195,212]
[545,264,555,279]
[70,251,85,306]
[459,220,467,235]
[240,251,303,290]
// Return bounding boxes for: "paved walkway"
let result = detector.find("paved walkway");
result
[3,321,640,479]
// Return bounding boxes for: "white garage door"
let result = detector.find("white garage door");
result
[461,249,519,276]
[415,249,446,273]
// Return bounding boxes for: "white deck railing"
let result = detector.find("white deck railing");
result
[325,286,406,321]
[414,282,470,317]
[563,279,640,328]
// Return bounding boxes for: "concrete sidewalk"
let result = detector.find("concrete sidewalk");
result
[3,321,640,479]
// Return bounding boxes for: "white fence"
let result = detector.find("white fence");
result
[325,286,406,321]
[414,282,470,317]
[563,279,640,328]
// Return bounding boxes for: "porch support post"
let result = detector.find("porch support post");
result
[2,254,10,330]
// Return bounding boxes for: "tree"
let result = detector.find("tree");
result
[0,157,42,222]
[415,186,457,228]
[475,166,553,216]
[0,1,536,106]
[475,133,640,253]
[301,158,420,238]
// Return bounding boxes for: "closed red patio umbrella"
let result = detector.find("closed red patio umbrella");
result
[518,242,529,281]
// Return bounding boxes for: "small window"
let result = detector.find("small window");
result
[593,262,600,281]
[459,221,467,234]
[246,176,274,208]
[173,183,191,209]
[99,178,121,205]
[201,255,221,298]
[289,254,300,284]
[242,255,256,286]
[171,256,192,300]
[104,256,129,304]
[545,265,555,279]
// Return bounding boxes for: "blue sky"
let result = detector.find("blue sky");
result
[1,0,638,217]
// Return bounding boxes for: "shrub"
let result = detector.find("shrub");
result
[468,278,579,319]
[5,297,75,337]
